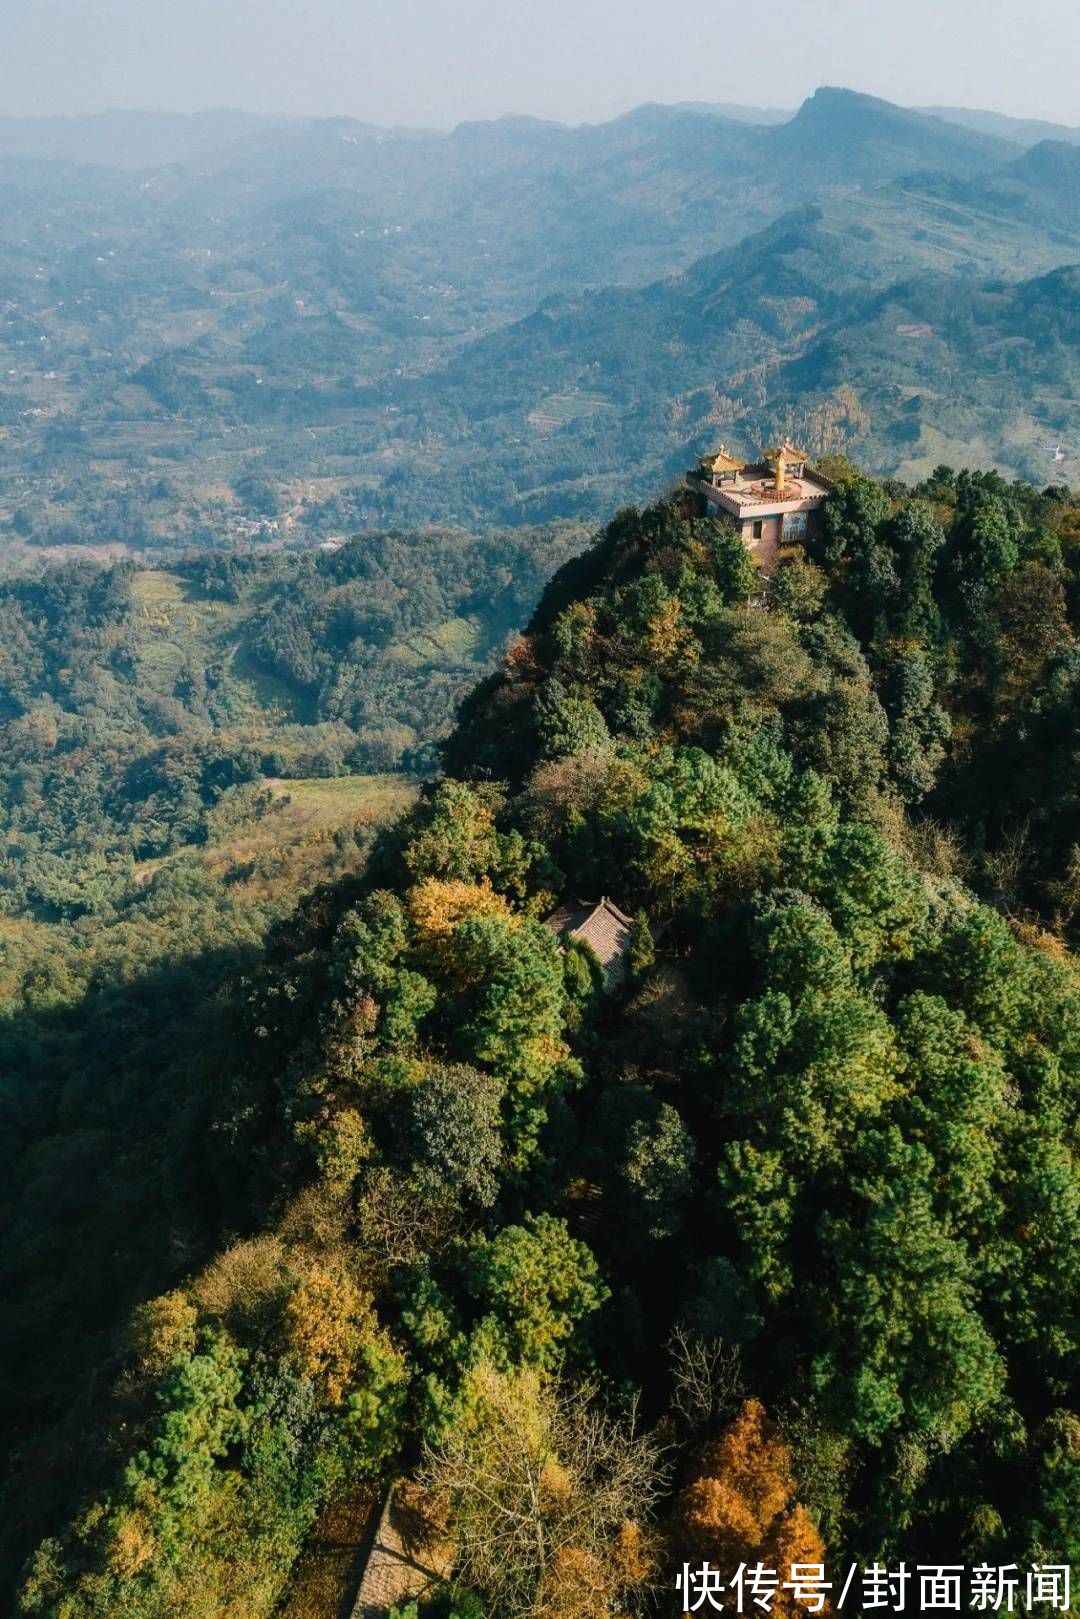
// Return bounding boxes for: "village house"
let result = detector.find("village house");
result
[686,441,831,575]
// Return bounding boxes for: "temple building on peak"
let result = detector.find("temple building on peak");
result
[686,441,831,574]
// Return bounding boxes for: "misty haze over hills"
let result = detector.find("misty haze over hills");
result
[2,88,1078,170]
[1,85,1080,555]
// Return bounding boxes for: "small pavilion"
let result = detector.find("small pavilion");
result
[696,444,745,485]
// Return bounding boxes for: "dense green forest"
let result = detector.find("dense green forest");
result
[0,519,581,929]
[4,89,1080,559]
[5,461,1080,1617]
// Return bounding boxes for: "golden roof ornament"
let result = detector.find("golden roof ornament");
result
[698,444,745,477]
[762,441,808,494]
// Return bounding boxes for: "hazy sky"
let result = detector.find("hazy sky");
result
[4,0,1080,129]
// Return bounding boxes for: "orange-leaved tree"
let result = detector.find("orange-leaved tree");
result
[673,1398,828,1617]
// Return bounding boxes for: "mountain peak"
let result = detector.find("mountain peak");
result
[770,85,1013,180]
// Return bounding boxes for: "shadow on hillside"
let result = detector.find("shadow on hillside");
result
[0,935,276,1592]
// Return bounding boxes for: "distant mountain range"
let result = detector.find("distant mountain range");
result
[2,90,1077,180]
[3,86,1072,173]
[923,104,1080,148]
[1,86,1079,555]
[372,178,1080,524]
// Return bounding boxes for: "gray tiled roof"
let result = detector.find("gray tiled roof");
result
[545,896,634,991]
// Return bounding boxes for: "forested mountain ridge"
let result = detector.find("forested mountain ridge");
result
[6,462,1080,1618]
[1,87,1077,560]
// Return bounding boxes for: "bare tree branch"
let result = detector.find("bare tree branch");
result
[420,1364,670,1619]
[667,1326,744,1433]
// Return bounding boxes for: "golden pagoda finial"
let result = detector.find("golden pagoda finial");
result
[762,441,808,495]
